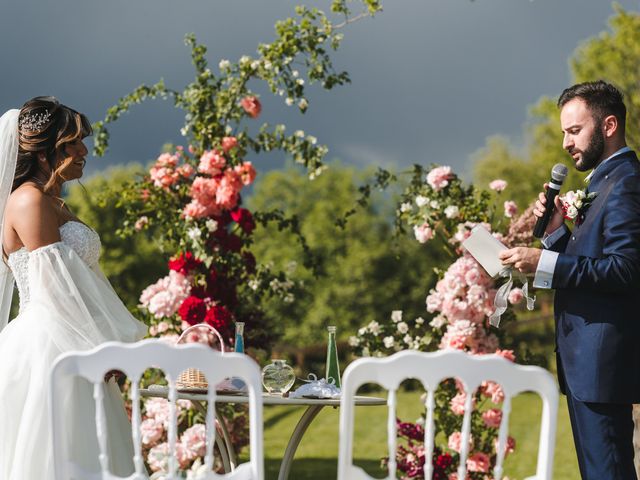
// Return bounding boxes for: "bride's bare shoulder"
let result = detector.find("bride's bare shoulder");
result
[7,184,52,213]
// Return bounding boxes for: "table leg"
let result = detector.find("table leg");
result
[277,405,325,480]
[190,400,232,473]
[215,406,238,469]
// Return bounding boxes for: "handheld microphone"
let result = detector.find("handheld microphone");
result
[533,163,569,238]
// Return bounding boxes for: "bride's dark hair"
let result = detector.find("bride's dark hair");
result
[14,96,92,193]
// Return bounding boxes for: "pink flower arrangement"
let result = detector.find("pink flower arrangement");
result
[426,166,453,191]
[489,179,508,192]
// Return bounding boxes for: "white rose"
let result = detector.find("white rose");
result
[348,336,360,347]
[368,320,381,336]
[415,195,429,207]
[205,219,218,232]
[415,316,425,325]
[400,203,413,213]
[430,200,440,209]
[566,205,579,219]
[391,310,403,323]
[397,321,409,334]
[403,334,413,345]
[574,199,583,209]
[429,315,447,328]
[383,336,395,348]
[187,227,202,240]
[444,205,459,219]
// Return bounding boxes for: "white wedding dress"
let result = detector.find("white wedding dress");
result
[0,221,148,479]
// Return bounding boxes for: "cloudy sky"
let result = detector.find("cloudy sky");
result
[0,0,637,178]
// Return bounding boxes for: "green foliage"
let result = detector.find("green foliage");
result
[64,165,167,309]
[247,163,446,346]
[473,5,640,206]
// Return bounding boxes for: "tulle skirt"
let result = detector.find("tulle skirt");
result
[0,301,136,479]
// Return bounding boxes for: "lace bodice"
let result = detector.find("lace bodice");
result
[7,221,101,311]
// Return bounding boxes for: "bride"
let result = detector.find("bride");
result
[0,97,147,478]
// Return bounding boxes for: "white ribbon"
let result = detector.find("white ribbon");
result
[489,268,535,328]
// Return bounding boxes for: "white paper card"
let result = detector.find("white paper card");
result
[462,225,508,278]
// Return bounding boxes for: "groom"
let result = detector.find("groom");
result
[500,80,640,479]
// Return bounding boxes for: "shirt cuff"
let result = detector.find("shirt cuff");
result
[541,224,568,249]
[533,250,559,289]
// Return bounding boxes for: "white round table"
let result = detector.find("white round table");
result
[141,386,385,479]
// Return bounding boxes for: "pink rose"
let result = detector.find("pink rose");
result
[241,95,262,118]
[180,424,206,459]
[448,431,473,453]
[450,392,475,415]
[495,349,516,362]
[508,287,524,305]
[482,408,503,428]
[190,177,218,204]
[489,179,507,192]
[221,136,238,152]
[426,166,453,191]
[503,200,518,218]
[494,435,516,457]
[177,164,195,178]
[234,161,257,186]
[147,442,169,472]
[149,166,179,189]
[134,216,149,231]
[156,152,179,168]
[466,452,491,473]
[198,149,226,176]
[183,200,219,219]
[414,223,434,244]
[481,380,505,404]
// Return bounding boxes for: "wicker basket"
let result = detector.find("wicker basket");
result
[176,323,225,390]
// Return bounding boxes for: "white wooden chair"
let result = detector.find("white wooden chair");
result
[49,339,264,480]
[338,349,558,480]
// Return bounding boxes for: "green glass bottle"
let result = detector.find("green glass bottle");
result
[234,322,245,354]
[325,325,341,388]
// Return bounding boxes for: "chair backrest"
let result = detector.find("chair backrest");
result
[49,339,264,480]
[337,349,558,480]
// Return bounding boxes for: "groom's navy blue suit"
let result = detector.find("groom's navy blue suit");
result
[545,149,640,479]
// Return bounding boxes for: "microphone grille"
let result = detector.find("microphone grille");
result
[551,163,569,183]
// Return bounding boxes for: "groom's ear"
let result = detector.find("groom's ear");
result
[602,114,619,139]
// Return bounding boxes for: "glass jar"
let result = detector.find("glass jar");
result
[261,359,295,396]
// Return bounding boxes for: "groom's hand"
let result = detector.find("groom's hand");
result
[533,183,565,235]
[499,247,542,274]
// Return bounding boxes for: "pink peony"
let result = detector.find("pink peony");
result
[426,166,453,191]
[221,136,238,152]
[241,96,262,118]
[482,408,503,428]
[448,431,473,453]
[489,179,508,192]
[198,149,226,176]
[414,223,435,244]
[140,418,164,446]
[466,452,491,473]
[508,287,524,305]
[503,200,518,218]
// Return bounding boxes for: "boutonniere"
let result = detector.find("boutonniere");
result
[560,189,598,225]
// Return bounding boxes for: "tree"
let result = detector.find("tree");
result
[247,162,447,347]
[473,5,640,205]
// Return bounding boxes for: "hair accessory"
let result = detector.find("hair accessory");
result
[18,109,51,132]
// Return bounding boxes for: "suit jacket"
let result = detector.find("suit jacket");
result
[549,149,640,403]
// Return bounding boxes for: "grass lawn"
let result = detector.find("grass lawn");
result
[253,391,579,479]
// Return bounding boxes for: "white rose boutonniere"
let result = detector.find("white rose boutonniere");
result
[560,189,598,225]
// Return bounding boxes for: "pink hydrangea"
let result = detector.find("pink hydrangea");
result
[180,424,206,459]
[482,408,503,428]
[140,418,164,446]
[198,149,226,176]
[426,166,453,191]
[508,287,524,305]
[413,223,434,244]
[466,452,491,473]
[139,271,191,319]
[448,431,473,453]
[503,200,518,218]
[489,179,508,192]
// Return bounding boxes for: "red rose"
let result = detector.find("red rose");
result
[240,96,262,119]
[205,305,234,332]
[178,296,207,325]
[230,208,256,234]
[168,251,202,275]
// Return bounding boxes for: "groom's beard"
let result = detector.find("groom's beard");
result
[575,127,605,172]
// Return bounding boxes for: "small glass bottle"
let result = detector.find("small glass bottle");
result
[234,322,245,354]
[262,359,295,396]
[325,325,341,389]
